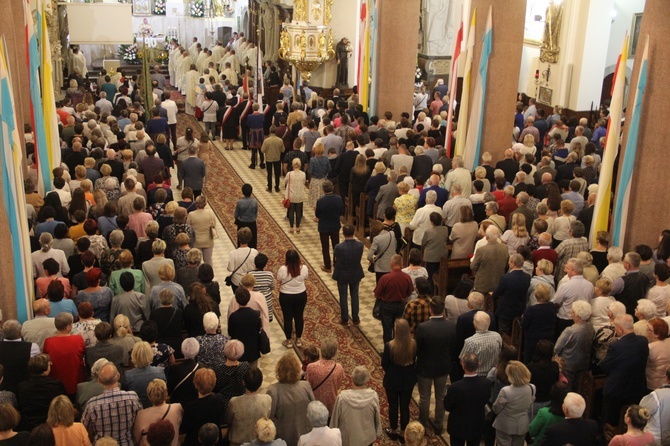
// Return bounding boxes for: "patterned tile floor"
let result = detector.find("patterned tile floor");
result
[171,120,447,437]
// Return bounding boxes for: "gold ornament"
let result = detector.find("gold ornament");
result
[294,0,307,22]
[325,0,333,25]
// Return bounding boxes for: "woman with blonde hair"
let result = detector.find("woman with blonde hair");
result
[109,314,141,369]
[266,353,315,446]
[382,319,416,441]
[285,158,306,234]
[552,200,576,246]
[307,143,330,209]
[473,166,491,192]
[123,341,166,408]
[404,421,426,446]
[608,405,654,446]
[90,189,108,219]
[492,361,536,446]
[246,418,287,446]
[393,181,418,232]
[501,213,530,257]
[47,395,90,446]
[133,379,184,446]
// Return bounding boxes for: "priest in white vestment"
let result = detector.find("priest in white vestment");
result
[202,51,213,73]
[177,51,192,93]
[72,47,88,77]
[168,45,182,84]
[183,65,199,115]
[173,51,185,91]
[188,38,199,56]
[211,42,225,63]
[196,49,208,73]
[221,63,238,86]
[221,52,240,76]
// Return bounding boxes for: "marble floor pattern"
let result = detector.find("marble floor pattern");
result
[170,120,448,441]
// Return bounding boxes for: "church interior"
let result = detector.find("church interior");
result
[0,0,670,445]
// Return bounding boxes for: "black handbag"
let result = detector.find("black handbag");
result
[259,314,271,354]
[372,299,382,320]
[225,249,252,287]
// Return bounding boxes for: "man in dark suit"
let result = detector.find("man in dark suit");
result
[334,140,359,199]
[182,146,206,197]
[495,148,519,184]
[332,223,364,325]
[0,320,37,393]
[508,192,534,232]
[415,296,455,434]
[315,181,344,274]
[599,314,650,425]
[577,193,595,240]
[539,392,598,446]
[443,353,493,446]
[493,254,531,335]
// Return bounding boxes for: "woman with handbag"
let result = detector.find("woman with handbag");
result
[284,158,306,234]
[492,361,536,446]
[305,338,345,416]
[175,127,198,190]
[277,249,309,348]
[382,319,417,441]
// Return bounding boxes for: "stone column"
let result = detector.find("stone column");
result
[466,0,525,162]
[620,0,670,249]
[375,0,420,121]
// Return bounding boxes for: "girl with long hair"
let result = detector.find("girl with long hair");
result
[501,213,530,257]
[350,153,371,211]
[382,319,417,441]
[277,249,309,348]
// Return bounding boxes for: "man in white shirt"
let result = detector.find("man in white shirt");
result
[444,156,472,198]
[390,144,414,174]
[409,190,442,247]
[552,258,594,334]
[161,93,178,149]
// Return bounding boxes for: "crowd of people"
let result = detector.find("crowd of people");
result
[3,33,670,446]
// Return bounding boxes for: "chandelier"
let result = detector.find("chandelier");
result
[278,0,335,82]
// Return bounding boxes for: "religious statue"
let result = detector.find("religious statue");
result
[540,0,563,63]
[213,0,225,17]
[299,30,307,60]
[137,18,154,37]
[318,30,328,60]
[336,37,351,86]
[422,0,450,56]
[261,2,279,62]
[279,29,291,59]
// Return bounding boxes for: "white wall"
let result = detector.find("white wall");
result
[605,0,645,76]
[309,0,358,88]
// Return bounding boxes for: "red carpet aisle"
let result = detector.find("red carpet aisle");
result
[175,112,447,445]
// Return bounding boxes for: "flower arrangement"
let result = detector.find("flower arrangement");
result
[190,0,204,18]
[118,44,141,64]
[152,0,166,15]
[156,50,169,64]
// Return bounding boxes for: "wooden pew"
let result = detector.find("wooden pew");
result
[357,193,368,236]
[432,257,472,297]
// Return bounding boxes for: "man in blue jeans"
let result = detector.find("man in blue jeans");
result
[332,223,363,325]
[374,254,413,343]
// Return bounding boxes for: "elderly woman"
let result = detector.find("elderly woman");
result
[76,268,113,323]
[298,401,342,445]
[173,233,194,270]
[305,338,345,416]
[307,143,331,209]
[31,233,69,279]
[47,395,90,446]
[97,202,119,239]
[634,299,657,337]
[157,201,178,237]
[71,302,101,348]
[136,221,161,265]
[133,379,184,446]
[575,251,599,285]
[591,279,615,330]
[176,248,203,296]
[82,219,109,259]
[483,201,506,234]
[592,301,627,371]
[646,318,670,391]
[42,313,86,396]
[100,229,125,277]
[393,180,418,232]
[149,264,187,311]
[527,259,555,305]
[166,338,200,406]
[109,314,141,369]
[163,207,195,260]
[94,163,118,191]
[123,341,166,408]
[186,196,216,266]
[330,366,381,446]
[492,361,536,446]
[267,353,315,446]
[554,300,595,387]
[450,206,479,259]
[196,312,229,373]
[285,158,306,234]
[521,284,557,363]
[246,418,287,446]
[181,368,226,446]
[216,340,250,413]
[404,421,426,446]
[473,166,491,193]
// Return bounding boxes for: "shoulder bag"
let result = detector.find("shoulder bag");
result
[312,363,338,392]
[258,313,271,354]
[225,248,252,287]
[141,403,172,436]
[173,140,193,161]
[368,232,392,273]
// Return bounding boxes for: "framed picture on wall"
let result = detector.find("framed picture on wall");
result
[133,0,152,16]
[629,13,642,58]
[538,86,552,105]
